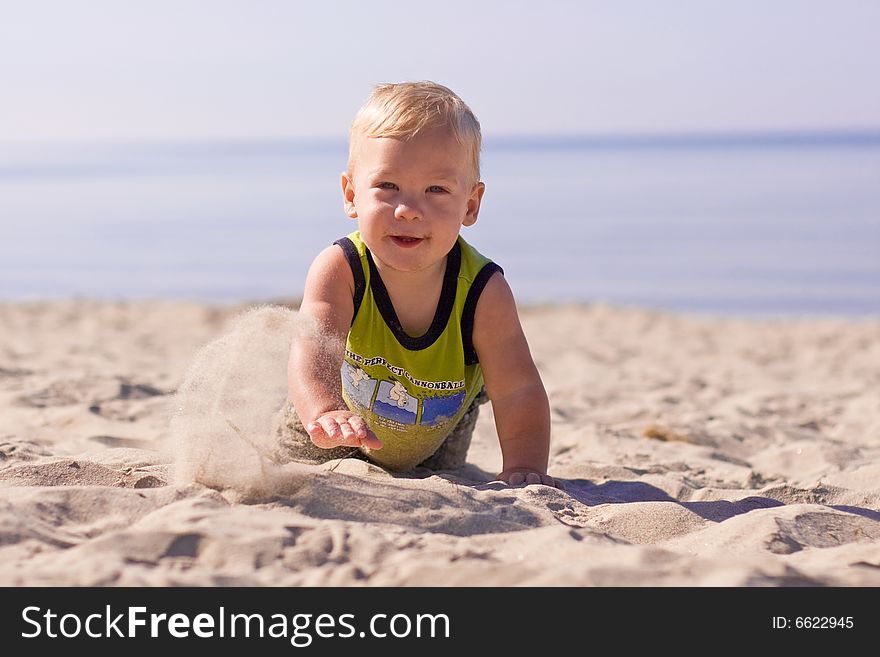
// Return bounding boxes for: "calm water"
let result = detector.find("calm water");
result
[1,135,878,316]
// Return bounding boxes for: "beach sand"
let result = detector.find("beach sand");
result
[1,299,878,586]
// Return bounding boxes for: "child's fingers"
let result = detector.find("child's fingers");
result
[358,428,383,451]
[306,419,341,448]
[501,471,563,488]
[305,421,328,446]
[347,415,368,439]
[539,474,563,489]
[525,472,542,485]
[308,413,382,450]
[338,421,356,442]
[321,417,341,439]
[342,415,382,450]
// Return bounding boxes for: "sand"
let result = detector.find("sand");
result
[1,299,878,586]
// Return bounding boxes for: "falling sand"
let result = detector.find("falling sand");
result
[1,300,879,586]
[168,305,311,500]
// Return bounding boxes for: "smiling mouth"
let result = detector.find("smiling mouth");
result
[391,236,424,248]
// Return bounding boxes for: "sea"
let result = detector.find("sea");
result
[1,133,878,317]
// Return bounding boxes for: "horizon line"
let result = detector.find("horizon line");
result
[2,127,880,151]
[486,128,880,150]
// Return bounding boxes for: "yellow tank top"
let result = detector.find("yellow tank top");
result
[334,231,502,470]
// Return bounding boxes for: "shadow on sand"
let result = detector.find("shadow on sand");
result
[423,465,880,525]
[556,478,880,523]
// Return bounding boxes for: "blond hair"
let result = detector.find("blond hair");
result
[348,81,482,184]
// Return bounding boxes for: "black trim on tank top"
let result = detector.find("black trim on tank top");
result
[462,262,504,365]
[365,240,462,351]
[333,237,366,324]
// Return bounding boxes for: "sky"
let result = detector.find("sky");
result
[1,0,879,143]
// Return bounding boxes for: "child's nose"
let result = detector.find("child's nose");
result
[393,197,422,221]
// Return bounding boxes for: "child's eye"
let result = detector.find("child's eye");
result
[427,185,447,193]
[377,182,398,190]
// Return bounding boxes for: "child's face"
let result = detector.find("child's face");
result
[341,126,484,277]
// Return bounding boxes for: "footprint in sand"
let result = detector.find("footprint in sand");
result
[87,435,156,450]
[16,376,167,411]
[767,512,880,554]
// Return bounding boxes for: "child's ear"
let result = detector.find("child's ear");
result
[341,172,358,219]
[462,181,485,227]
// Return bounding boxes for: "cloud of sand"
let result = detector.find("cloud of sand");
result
[167,305,313,499]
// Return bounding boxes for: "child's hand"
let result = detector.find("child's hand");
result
[306,410,383,451]
[497,468,565,490]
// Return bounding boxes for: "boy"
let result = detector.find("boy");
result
[284,81,561,488]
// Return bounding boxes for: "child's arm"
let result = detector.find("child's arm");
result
[288,246,382,451]
[472,272,562,488]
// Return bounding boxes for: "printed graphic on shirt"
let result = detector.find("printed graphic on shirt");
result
[342,363,377,409]
[345,350,464,391]
[420,392,466,427]
[341,352,470,432]
[373,380,418,425]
